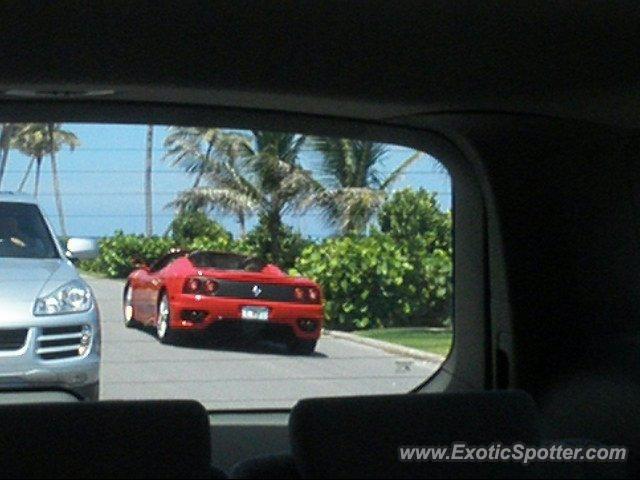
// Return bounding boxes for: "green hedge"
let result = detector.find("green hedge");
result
[80,231,179,278]
[81,213,238,278]
[235,215,313,270]
[293,232,451,330]
[81,193,452,329]
[83,229,451,329]
[169,211,233,245]
[293,233,412,330]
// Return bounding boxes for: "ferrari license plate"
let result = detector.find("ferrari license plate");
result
[241,306,269,321]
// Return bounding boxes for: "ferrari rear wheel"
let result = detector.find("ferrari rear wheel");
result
[288,339,317,355]
[157,293,178,344]
[123,284,137,328]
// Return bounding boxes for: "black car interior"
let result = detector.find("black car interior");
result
[1,0,639,478]
[0,400,218,479]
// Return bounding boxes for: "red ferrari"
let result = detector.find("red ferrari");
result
[122,250,323,354]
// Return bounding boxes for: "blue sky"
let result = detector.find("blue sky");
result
[0,124,451,238]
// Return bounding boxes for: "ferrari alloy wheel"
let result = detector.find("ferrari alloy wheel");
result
[288,339,317,355]
[157,293,177,344]
[123,285,137,328]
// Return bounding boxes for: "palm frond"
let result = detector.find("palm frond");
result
[379,151,421,190]
[12,123,79,158]
[278,167,323,213]
[168,187,258,216]
[310,187,386,234]
[311,137,355,188]
[332,187,386,233]
[352,141,387,187]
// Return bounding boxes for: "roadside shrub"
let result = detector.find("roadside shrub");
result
[378,188,453,327]
[82,214,237,278]
[237,215,313,269]
[188,234,236,252]
[398,242,452,327]
[169,211,233,245]
[378,188,451,252]
[80,231,178,278]
[294,233,411,330]
[294,228,451,330]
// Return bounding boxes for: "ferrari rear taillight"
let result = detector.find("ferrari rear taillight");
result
[185,278,200,293]
[183,277,219,295]
[308,287,321,303]
[203,279,218,294]
[294,286,322,304]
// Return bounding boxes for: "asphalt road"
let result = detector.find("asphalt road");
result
[86,276,442,410]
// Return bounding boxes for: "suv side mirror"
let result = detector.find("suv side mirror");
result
[66,237,99,261]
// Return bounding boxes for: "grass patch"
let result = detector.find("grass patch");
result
[354,328,452,357]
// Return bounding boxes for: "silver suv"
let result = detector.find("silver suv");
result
[0,193,100,400]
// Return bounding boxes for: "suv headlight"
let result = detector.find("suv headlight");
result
[34,280,93,316]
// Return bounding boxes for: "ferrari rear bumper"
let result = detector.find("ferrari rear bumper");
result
[168,294,323,340]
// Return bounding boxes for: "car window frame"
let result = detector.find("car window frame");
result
[0,101,491,405]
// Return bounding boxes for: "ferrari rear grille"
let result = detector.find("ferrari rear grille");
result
[0,328,28,351]
[37,325,85,361]
[214,280,296,302]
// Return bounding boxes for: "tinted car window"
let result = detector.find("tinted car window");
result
[189,252,261,270]
[0,202,58,259]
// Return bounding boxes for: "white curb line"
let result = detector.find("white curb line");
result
[323,329,446,363]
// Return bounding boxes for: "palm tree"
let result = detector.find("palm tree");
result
[310,138,421,234]
[47,123,78,238]
[169,131,254,235]
[16,157,35,193]
[14,124,49,197]
[166,129,252,233]
[164,127,227,188]
[170,131,316,258]
[145,125,153,236]
[14,123,79,235]
[0,123,19,190]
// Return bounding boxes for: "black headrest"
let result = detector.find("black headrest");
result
[0,400,212,479]
[289,390,542,479]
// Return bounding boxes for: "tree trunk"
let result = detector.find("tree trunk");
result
[17,157,34,192]
[34,156,42,198]
[49,123,67,237]
[145,125,153,236]
[238,210,246,237]
[267,209,281,263]
[0,146,8,190]
[0,124,15,190]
